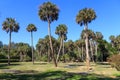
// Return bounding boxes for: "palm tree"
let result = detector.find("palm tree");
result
[2,18,19,65]
[76,8,96,70]
[26,24,37,64]
[38,1,59,67]
[95,32,103,61]
[109,35,115,47]
[55,24,67,63]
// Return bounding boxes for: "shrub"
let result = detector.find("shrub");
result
[107,54,120,71]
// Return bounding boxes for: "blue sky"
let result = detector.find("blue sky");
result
[0,0,120,47]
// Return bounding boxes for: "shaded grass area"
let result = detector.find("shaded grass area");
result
[0,63,20,69]
[0,70,119,80]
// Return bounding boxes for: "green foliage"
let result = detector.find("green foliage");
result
[38,1,59,23]
[76,8,96,26]
[26,24,37,32]
[108,54,120,71]
[2,18,19,33]
[40,55,48,62]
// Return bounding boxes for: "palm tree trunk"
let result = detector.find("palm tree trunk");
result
[56,37,62,63]
[81,45,84,61]
[31,32,34,64]
[8,32,11,65]
[20,52,23,62]
[48,21,57,67]
[84,23,90,70]
[90,40,94,62]
[77,47,81,61]
[62,36,65,63]
[95,43,98,62]
[47,48,50,62]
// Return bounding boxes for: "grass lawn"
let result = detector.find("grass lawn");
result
[0,62,120,80]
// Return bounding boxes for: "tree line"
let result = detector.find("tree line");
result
[0,30,117,63]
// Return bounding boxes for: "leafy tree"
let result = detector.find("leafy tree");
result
[55,24,68,63]
[26,24,37,64]
[38,1,59,67]
[76,8,96,70]
[2,18,19,65]
[16,42,31,62]
[98,39,109,61]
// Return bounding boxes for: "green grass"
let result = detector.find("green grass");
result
[0,62,120,80]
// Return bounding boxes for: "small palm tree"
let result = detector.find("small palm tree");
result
[55,24,67,63]
[38,1,59,67]
[76,8,96,70]
[95,32,103,61]
[2,18,19,65]
[26,24,37,64]
[109,35,115,47]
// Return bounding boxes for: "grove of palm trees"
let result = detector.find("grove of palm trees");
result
[0,1,120,80]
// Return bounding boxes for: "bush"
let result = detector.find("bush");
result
[40,55,48,62]
[107,54,120,71]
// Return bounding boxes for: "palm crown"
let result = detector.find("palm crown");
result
[26,24,37,32]
[55,24,67,37]
[2,18,19,33]
[38,1,59,23]
[76,8,96,26]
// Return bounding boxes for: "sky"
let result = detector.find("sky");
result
[0,0,120,47]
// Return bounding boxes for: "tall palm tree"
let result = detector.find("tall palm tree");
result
[55,24,67,63]
[2,18,19,65]
[38,1,59,67]
[76,8,96,70]
[26,24,37,64]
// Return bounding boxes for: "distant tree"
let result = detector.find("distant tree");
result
[98,39,109,61]
[114,35,120,54]
[36,35,58,62]
[65,40,75,61]
[26,24,37,64]
[76,8,96,70]
[95,32,103,61]
[75,39,85,61]
[16,43,31,62]
[55,24,68,63]
[2,18,19,65]
[109,35,116,47]
[38,1,59,67]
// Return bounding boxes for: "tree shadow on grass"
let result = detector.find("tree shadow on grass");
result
[0,63,20,69]
[33,62,48,65]
[0,70,119,80]
[96,62,110,65]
